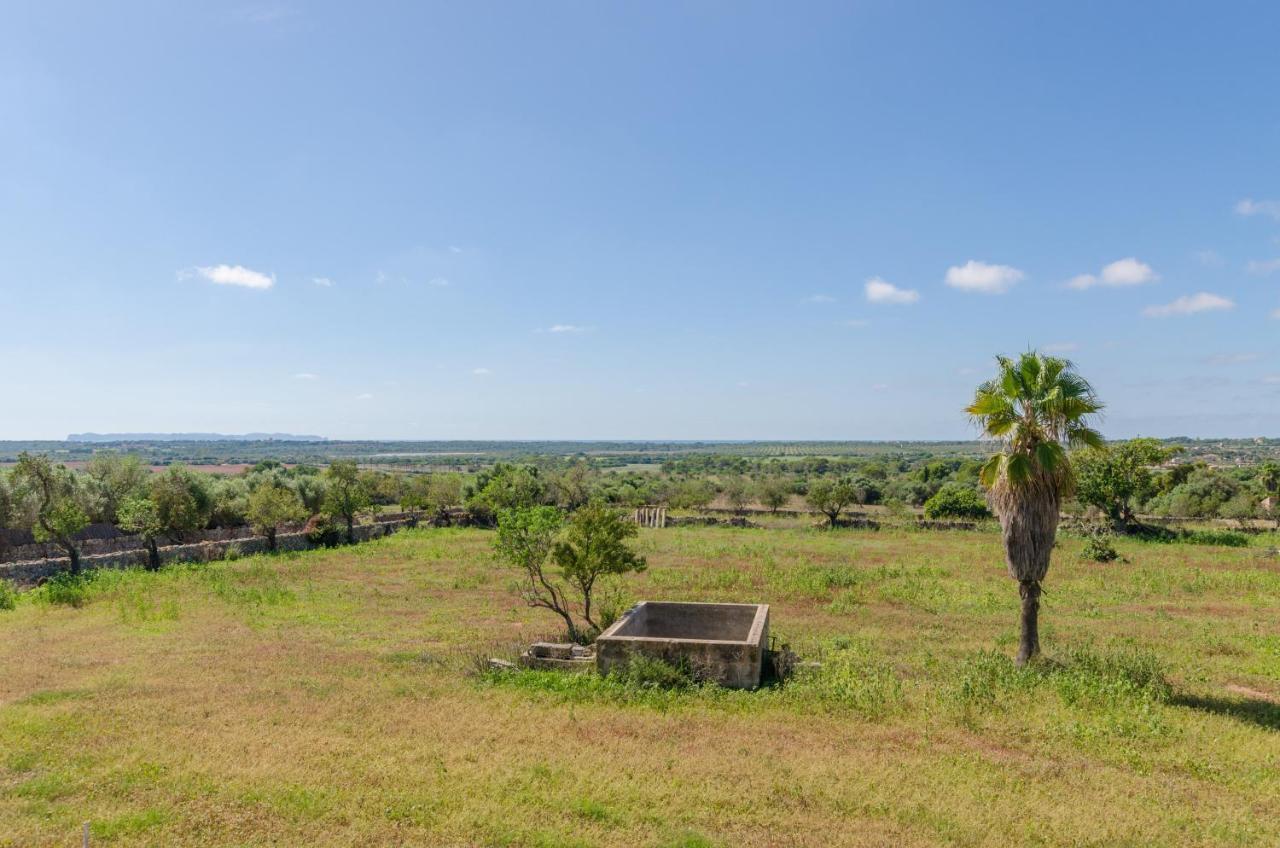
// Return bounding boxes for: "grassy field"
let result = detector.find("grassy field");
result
[1,525,1278,847]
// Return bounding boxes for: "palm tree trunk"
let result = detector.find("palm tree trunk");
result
[1016,579,1041,665]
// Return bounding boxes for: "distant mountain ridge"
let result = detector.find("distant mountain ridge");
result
[67,433,327,443]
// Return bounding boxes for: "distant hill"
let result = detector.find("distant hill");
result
[66,433,327,443]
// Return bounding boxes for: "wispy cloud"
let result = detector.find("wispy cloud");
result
[1272,308,1280,320]
[311,277,334,287]
[1263,375,1280,384]
[355,392,373,400]
[945,260,1023,294]
[1235,198,1280,221]
[1246,258,1280,275]
[1143,292,1235,318]
[1206,352,1258,366]
[293,372,318,380]
[1043,342,1079,353]
[233,5,298,24]
[544,324,586,334]
[181,264,274,290]
[803,294,836,304]
[864,276,920,305]
[844,319,870,328]
[1194,249,1224,267]
[472,367,492,376]
[427,277,451,287]
[1068,257,1159,290]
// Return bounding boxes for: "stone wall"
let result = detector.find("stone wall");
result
[0,517,417,587]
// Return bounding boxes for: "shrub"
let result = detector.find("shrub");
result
[1176,529,1249,548]
[0,579,17,611]
[611,654,693,690]
[922,483,991,520]
[36,571,95,607]
[1080,532,1121,563]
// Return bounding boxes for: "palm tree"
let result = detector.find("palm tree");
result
[967,352,1104,665]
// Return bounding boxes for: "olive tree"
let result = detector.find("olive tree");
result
[117,496,164,570]
[805,477,858,528]
[150,465,213,541]
[84,453,149,524]
[247,482,306,551]
[12,453,89,574]
[323,459,371,543]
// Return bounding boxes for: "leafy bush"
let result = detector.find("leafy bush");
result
[0,579,17,611]
[1175,529,1249,548]
[611,654,693,690]
[35,571,95,607]
[1080,532,1121,563]
[922,483,991,520]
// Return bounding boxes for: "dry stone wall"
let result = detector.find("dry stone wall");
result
[0,517,416,587]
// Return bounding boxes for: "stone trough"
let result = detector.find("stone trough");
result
[596,601,770,689]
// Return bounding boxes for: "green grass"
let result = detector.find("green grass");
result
[0,525,1277,846]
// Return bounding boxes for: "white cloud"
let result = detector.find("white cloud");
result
[803,294,836,304]
[1206,352,1258,366]
[1263,375,1280,384]
[945,260,1023,294]
[546,324,586,334]
[864,276,920,305]
[311,276,334,287]
[1235,198,1280,221]
[1272,308,1280,320]
[1068,257,1158,289]
[844,319,870,328]
[293,372,318,380]
[1101,257,1158,286]
[1043,342,1078,353]
[428,277,451,287]
[1142,292,1235,318]
[472,367,492,376]
[1246,258,1280,275]
[355,393,373,400]
[184,264,274,289]
[872,383,890,391]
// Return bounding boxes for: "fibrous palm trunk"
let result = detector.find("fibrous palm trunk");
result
[992,476,1059,665]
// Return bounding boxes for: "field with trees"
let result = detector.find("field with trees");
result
[1,522,1278,846]
[2,360,1278,846]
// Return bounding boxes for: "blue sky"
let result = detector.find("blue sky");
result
[2,1,1278,441]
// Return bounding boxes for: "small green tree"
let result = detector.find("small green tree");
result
[117,496,164,570]
[1073,438,1176,530]
[756,478,790,514]
[12,453,89,574]
[494,506,577,638]
[721,476,751,514]
[247,482,307,551]
[399,475,433,523]
[806,478,858,528]
[923,483,991,520]
[324,460,372,543]
[150,465,213,541]
[84,453,149,524]
[292,473,328,515]
[467,463,546,520]
[551,502,647,635]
